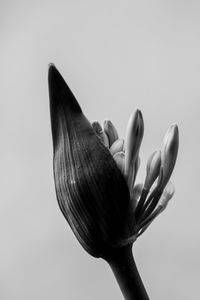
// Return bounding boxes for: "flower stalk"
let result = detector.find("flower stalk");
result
[106,245,149,300]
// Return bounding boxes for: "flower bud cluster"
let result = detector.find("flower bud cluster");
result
[91,108,179,237]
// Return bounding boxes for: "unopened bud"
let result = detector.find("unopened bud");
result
[161,124,179,189]
[110,138,124,156]
[113,151,125,174]
[91,121,109,147]
[124,109,144,178]
[103,120,119,147]
[159,181,175,210]
[144,150,161,190]
[132,183,143,203]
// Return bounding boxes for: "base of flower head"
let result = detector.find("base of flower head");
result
[112,234,137,248]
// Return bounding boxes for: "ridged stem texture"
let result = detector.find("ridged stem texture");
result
[105,245,150,300]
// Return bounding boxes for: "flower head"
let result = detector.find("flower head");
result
[49,64,179,255]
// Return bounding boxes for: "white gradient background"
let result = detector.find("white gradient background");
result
[1,1,199,299]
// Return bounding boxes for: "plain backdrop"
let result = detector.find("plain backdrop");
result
[1,0,200,299]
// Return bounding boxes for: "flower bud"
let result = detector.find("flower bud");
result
[113,151,125,174]
[91,121,109,147]
[159,181,175,210]
[48,64,136,258]
[161,124,179,189]
[132,183,143,204]
[110,138,124,156]
[124,110,144,178]
[103,120,119,147]
[144,150,161,190]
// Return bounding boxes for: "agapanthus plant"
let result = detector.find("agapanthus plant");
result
[48,64,179,300]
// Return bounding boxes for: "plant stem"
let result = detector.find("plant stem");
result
[105,245,150,300]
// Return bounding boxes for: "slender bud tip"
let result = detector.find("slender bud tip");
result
[136,109,143,120]
[124,108,144,177]
[171,123,178,134]
[160,123,179,189]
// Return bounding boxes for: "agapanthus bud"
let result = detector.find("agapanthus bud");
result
[113,151,125,174]
[103,120,119,147]
[159,181,175,210]
[129,156,141,201]
[161,124,179,189]
[124,110,144,179]
[110,138,124,156]
[132,183,143,204]
[91,120,109,147]
[144,150,161,190]
[48,64,136,258]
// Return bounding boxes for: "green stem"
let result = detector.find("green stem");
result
[105,245,150,300]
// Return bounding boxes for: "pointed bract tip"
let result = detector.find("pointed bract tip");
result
[48,64,65,86]
[48,64,82,115]
[48,62,55,69]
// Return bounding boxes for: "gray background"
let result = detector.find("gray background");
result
[1,0,199,299]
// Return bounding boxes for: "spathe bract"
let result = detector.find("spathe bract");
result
[48,64,136,258]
